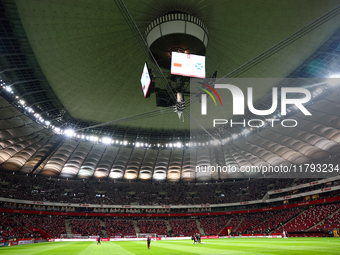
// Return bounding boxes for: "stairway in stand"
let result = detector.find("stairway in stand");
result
[196,219,205,235]
[164,219,172,234]
[100,219,107,237]
[133,220,140,235]
[65,219,73,236]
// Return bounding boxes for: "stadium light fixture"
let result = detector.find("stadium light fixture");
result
[64,129,75,137]
[102,137,112,144]
[90,136,99,142]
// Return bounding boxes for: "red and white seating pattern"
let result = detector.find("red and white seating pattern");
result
[310,208,340,231]
[105,219,136,237]
[169,219,199,236]
[281,204,340,232]
[138,220,167,235]
[252,208,303,232]
[70,219,101,236]
[0,215,31,238]
[199,215,232,235]
[236,213,269,233]
[29,215,66,237]
[13,215,36,229]
[226,215,243,230]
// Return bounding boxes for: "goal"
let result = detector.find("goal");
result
[136,233,157,241]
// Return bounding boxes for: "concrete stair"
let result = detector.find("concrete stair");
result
[196,219,205,235]
[100,219,107,236]
[133,220,140,234]
[65,219,73,236]
[164,219,172,233]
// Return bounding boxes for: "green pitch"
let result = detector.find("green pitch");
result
[0,238,339,255]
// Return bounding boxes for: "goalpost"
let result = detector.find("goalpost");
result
[136,233,157,241]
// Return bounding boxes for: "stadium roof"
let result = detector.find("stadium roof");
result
[1,0,340,181]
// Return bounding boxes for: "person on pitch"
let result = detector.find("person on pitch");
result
[97,236,101,245]
[192,234,197,244]
[147,236,151,249]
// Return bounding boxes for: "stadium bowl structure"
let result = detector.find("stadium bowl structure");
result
[1,1,340,181]
[0,0,340,244]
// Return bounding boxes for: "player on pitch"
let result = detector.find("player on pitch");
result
[147,236,151,249]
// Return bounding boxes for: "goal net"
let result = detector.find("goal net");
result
[136,233,157,241]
